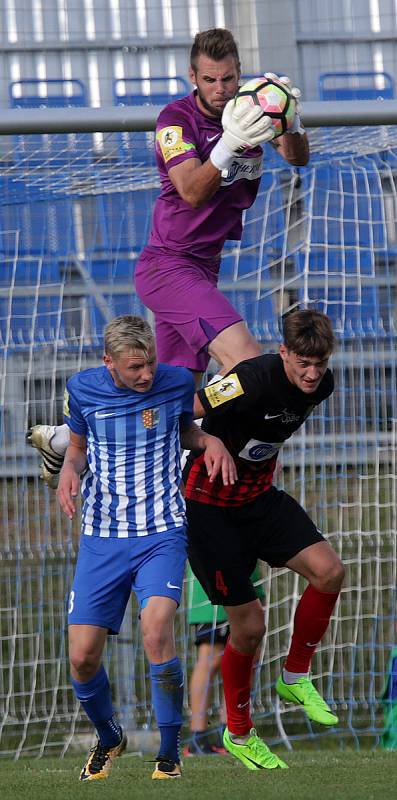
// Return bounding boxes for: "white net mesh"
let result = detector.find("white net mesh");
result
[0,126,396,756]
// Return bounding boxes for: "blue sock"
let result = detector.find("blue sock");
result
[71,664,122,747]
[150,656,183,763]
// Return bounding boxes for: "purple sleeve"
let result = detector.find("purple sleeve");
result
[155,104,199,172]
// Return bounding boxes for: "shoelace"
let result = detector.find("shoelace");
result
[300,679,328,708]
[88,743,111,773]
[248,732,280,767]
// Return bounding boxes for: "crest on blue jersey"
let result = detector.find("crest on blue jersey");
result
[142,408,160,429]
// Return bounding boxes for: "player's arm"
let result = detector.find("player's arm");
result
[180,421,237,486]
[56,431,87,520]
[193,393,206,419]
[168,157,222,208]
[274,127,309,166]
[167,101,274,208]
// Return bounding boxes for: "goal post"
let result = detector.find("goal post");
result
[0,105,397,757]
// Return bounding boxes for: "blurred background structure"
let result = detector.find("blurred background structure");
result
[1,0,397,758]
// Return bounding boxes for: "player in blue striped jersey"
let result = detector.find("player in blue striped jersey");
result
[56,315,236,782]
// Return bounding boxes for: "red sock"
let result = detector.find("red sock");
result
[221,640,254,736]
[285,584,339,673]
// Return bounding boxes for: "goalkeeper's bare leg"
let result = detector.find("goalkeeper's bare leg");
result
[27,423,69,488]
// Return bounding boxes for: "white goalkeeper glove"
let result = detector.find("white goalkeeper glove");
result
[264,72,305,134]
[210,98,274,172]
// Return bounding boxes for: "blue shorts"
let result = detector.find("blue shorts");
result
[68,528,187,634]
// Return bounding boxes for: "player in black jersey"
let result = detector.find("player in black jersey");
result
[184,309,345,771]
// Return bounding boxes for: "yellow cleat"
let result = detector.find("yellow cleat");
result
[152,757,182,779]
[79,733,127,781]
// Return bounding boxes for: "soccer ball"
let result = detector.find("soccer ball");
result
[234,76,296,138]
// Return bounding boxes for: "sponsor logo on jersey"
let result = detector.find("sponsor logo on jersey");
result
[156,126,195,162]
[265,408,301,424]
[221,154,263,186]
[238,438,283,462]
[142,407,160,429]
[204,373,244,408]
[63,388,70,417]
[281,410,301,424]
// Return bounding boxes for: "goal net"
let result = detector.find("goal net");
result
[0,123,396,757]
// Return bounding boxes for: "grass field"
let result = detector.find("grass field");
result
[1,750,396,800]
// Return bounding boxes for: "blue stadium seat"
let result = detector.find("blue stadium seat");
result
[87,291,147,337]
[0,257,61,287]
[0,291,60,347]
[95,188,160,255]
[113,76,189,164]
[9,78,90,168]
[0,179,76,258]
[295,159,390,336]
[318,71,395,101]
[220,287,275,343]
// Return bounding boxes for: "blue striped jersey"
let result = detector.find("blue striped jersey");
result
[64,363,195,538]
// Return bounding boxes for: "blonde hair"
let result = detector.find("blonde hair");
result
[104,315,155,359]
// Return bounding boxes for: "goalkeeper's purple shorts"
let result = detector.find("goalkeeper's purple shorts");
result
[135,247,242,372]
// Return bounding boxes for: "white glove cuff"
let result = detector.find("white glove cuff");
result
[286,112,305,135]
[210,137,235,172]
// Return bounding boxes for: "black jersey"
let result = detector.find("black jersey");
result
[184,354,334,507]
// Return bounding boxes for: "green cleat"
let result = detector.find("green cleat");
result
[276,675,338,726]
[223,727,288,771]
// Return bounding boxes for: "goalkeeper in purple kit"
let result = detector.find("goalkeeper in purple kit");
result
[27,27,309,484]
[135,27,309,385]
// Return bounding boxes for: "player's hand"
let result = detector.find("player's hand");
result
[221,98,275,152]
[56,465,80,520]
[202,435,237,486]
[264,72,304,133]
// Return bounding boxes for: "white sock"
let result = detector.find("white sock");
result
[51,424,70,456]
[282,669,309,685]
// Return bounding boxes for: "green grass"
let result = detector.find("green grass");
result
[1,750,397,800]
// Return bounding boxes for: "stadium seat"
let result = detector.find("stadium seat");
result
[9,78,90,168]
[0,181,76,258]
[94,188,160,256]
[87,291,147,338]
[113,76,189,164]
[0,285,61,347]
[318,71,395,101]
[295,157,391,336]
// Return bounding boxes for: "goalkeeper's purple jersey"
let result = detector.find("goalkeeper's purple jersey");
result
[148,91,263,257]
